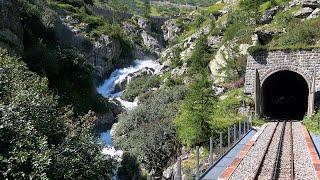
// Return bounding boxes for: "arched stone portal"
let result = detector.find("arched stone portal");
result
[261,70,309,120]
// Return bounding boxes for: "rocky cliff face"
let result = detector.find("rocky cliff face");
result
[53,14,125,81]
[0,0,23,53]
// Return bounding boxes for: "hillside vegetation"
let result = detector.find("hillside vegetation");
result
[2,0,320,179]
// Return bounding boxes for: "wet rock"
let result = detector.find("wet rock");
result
[114,77,129,93]
[95,111,115,131]
[293,7,314,18]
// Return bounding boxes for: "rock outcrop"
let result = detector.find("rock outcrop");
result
[54,15,124,81]
[259,6,282,24]
[162,19,183,42]
[294,7,314,18]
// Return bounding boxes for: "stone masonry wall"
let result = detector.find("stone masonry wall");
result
[245,50,320,95]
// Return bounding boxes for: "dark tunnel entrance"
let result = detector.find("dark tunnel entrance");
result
[262,70,309,120]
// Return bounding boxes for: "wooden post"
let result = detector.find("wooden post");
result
[233,124,237,142]
[228,127,231,147]
[177,157,182,180]
[219,132,223,154]
[239,121,242,138]
[244,120,246,134]
[210,137,213,165]
[196,146,200,180]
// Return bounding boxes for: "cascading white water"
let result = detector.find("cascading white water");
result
[96,59,161,157]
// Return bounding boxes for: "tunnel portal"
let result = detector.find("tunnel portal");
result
[262,70,309,120]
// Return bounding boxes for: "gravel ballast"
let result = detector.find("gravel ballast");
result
[229,123,277,180]
[257,122,284,180]
[293,122,317,180]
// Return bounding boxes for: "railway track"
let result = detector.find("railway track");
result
[253,121,294,180]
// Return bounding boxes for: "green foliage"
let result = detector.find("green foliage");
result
[187,35,211,73]
[117,153,140,180]
[247,44,268,54]
[143,0,151,18]
[170,47,184,68]
[121,75,161,101]
[204,3,226,16]
[210,88,253,134]
[252,117,266,127]
[20,0,112,115]
[304,111,320,135]
[114,86,186,175]
[0,52,113,179]
[174,74,216,146]
[270,18,320,49]
[272,7,297,28]
[58,0,86,7]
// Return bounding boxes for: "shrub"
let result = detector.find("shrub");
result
[210,88,253,135]
[114,86,186,175]
[121,75,161,101]
[0,52,114,179]
[303,111,320,135]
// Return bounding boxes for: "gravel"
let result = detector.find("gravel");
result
[278,122,293,179]
[293,122,317,180]
[257,122,284,180]
[230,122,318,180]
[229,123,277,180]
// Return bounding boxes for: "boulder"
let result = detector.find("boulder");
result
[95,111,115,131]
[301,0,319,9]
[255,27,283,45]
[293,7,314,18]
[114,77,128,93]
[307,8,320,19]
[207,35,222,49]
[137,17,151,31]
[259,6,281,24]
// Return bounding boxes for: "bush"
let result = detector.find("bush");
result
[304,111,320,135]
[0,52,114,179]
[121,75,161,101]
[114,86,186,175]
[210,88,253,135]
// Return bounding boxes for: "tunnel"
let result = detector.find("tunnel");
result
[262,70,309,120]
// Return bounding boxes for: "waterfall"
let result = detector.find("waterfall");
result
[96,59,161,155]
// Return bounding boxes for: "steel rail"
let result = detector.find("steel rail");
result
[251,122,280,180]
